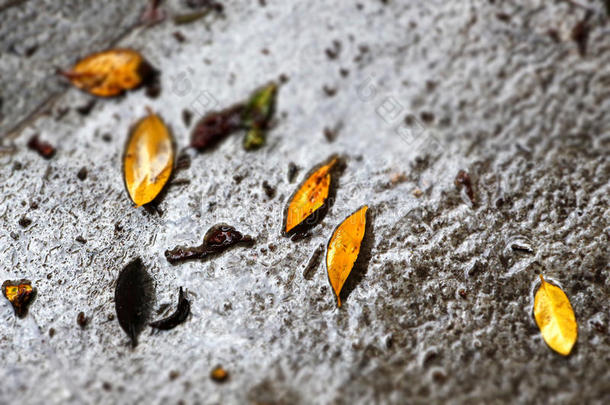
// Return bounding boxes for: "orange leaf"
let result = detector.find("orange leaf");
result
[326,205,369,307]
[283,155,339,235]
[62,49,153,97]
[123,111,174,206]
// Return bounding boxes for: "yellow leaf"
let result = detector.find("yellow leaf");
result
[326,205,369,307]
[283,156,339,235]
[123,112,174,206]
[62,49,152,97]
[534,275,578,356]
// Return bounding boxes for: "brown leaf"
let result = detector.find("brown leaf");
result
[190,105,245,151]
[165,224,253,264]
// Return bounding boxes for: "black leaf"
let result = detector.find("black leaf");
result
[150,287,191,330]
[115,258,154,347]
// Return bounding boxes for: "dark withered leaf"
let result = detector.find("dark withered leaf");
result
[165,224,254,264]
[190,105,245,151]
[150,287,191,330]
[115,258,154,347]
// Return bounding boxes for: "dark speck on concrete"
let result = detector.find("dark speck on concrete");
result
[262,181,276,199]
[76,100,96,116]
[182,109,193,127]
[322,85,337,97]
[287,162,299,183]
[77,167,87,180]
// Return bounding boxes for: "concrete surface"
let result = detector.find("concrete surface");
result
[0,0,609,404]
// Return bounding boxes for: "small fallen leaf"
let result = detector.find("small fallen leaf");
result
[123,111,175,206]
[283,155,340,236]
[165,224,253,264]
[534,275,578,356]
[2,279,36,318]
[115,258,155,347]
[60,49,154,97]
[242,82,277,151]
[150,287,191,330]
[326,205,369,307]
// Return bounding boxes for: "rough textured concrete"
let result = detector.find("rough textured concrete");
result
[0,1,609,404]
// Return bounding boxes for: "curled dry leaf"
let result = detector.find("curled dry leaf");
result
[123,111,175,206]
[60,49,154,97]
[150,287,191,330]
[326,205,369,307]
[2,279,36,318]
[190,105,245,151]
[165,224,254,264]
[115,258,155,347]
[283,155,340,236]
[534,275,578,356]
